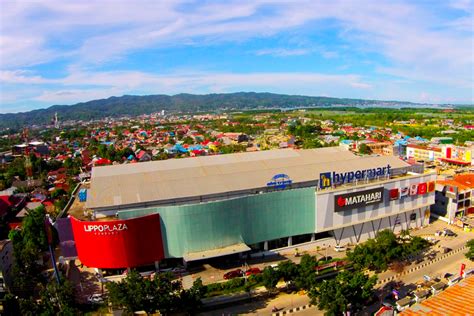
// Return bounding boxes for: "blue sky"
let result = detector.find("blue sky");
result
[0,0,473,113]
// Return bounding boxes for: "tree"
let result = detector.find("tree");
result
[309,271,377,315]
[183,136,194,145]
[179,278,207,314]
[5,157,26,182]
[3,293,21,316]
[261,267,280,290]
[106,270,204,314]
[107,270,155,314]
[347,229,428,272]
[50,188,67,199]
[21,205,49,252]
[277,260,299,282]
[37,279,79,315]
[295,254,319,290]
[466,239,474,260]
[358,143,372,155]
[5,278,78,316]
[150,272,182,314]
[8,205,49,294]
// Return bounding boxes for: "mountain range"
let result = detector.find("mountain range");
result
[0,92,440,130]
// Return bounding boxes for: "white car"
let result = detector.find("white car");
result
[88,293,104,304]
[171,267,187,274]
[334,245,346,252]
[160,266,186,274]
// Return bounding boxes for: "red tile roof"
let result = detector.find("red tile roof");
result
[401,275,474,316]
[437,174,474,191]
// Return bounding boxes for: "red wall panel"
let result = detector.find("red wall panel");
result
[446,147,452,158]
[70,214,164,269]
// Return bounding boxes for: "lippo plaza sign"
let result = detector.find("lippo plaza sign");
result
[334,187,384,212]
[84,223,128,233]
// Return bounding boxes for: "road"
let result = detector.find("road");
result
[191,220,471,288]
[233,220,473,316]
[68,219,473,315]
[199,291,317,316]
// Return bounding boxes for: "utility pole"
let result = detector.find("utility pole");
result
[45,215,61,284]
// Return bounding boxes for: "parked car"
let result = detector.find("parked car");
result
[319,256,333,262]
[160,266,186,274]
[87,293,104,304]
[223,269,243,279]
[441,247,452,254]
[423,236,439,245]
[171,267,187,274]
[448,275,462,286]
[270,264,279,270]
[443,229,457,237]
[245,267,262,276]
[334,245,346,252]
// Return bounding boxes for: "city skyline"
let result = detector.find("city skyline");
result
[0,0,473,113]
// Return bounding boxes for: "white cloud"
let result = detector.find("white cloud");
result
[350,82,372,89]
[34,88,124,103]
[4,68,369,106]
[0,0,472,106]
[0,70,54,84]
[255,48,311,57]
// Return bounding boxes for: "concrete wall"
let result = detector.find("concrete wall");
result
[315,173,436,234]
[331,207,429,245]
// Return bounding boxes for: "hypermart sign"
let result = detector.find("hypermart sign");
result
[334,187,384,212]
[320,164,391,189]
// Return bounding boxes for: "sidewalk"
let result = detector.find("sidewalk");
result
[199,291,319,316]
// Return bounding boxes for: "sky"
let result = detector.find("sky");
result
[0,0,473,113]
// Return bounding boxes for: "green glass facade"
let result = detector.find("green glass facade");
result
[118,188,316,258]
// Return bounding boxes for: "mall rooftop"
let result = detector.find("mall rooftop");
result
[87,147,415,211]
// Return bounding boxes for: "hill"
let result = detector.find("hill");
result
[0,92,418,130]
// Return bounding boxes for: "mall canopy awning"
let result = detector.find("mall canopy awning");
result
[439,158,471,165]
[183,243,251,262]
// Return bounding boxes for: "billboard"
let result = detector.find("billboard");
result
[389,188,399,200]
[70,214,164,269]
[417,182,427,195]
[320,164,391,189]
[267,173,292,189]
[427,181,435,193]
[334,187,384,212]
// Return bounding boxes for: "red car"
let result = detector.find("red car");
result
[223,269,243,280]
[245,267,262,276]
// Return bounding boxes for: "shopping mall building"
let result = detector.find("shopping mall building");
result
[60,147,436,269]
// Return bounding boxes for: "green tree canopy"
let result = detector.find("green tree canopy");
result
[106,270,206,314]
[309,271,377,315]
[466,239,474,261]
[347,229,429,272]
[8,205,49,294]
[261,267,280,290]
